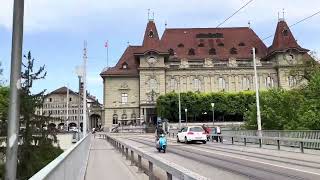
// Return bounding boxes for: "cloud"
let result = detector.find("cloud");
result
[1,0,319,33]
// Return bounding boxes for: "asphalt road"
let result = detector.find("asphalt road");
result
[116,134,320,180]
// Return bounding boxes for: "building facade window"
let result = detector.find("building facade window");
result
[241,77,250,90]
[121,93,128,104]
[149,78,158,92]
[288,75,297,87]
[170,78,177,91]
[265,76,274,88]
[112,114,118,125]
[193,78,201,91]
[218,77,226,91]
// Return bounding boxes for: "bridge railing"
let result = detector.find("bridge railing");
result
[210,134,320,153]
[30,133,91,180]
[102,134,208,180]
[223,130,320,149]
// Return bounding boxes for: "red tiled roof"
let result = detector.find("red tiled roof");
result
[161,27,267,60]
[268,20,308,54]
[100,46,140,77]
[50,86,77,95]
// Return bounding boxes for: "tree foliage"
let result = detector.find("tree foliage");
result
[156,91,255,122]
[0,51,62,179]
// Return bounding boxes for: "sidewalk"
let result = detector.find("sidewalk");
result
[85,137,146,180]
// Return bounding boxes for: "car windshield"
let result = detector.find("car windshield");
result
[189,127,204,132]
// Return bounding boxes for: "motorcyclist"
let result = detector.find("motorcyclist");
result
[155,126,165,140]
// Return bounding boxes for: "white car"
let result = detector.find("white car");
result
[177,126,207,144]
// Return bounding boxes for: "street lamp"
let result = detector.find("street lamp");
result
[185,108,188,126]
[211,103,215,126]
[75,65,83,139]
[253,47,262,137]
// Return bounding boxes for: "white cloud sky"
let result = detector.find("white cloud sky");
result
[1,0,320,33]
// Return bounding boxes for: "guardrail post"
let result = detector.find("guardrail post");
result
[166,172,172,180]
[244,138,247,146]
[277,140,280,150]
[148,161,154,180]
[130,150,134,166]
[126,148,129,160]
[231,137,234,145]
[138,155,142,172]
[300,142,304,153]
[122,145,125,156]
[259,139,262,148]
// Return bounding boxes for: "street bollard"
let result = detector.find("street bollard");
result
[138,155,142,172]
[130,150,134,166]
[231,137,234,144]
[126,148,129,160]
[259,139,262,148]
[148,161,154,180]
[300,142,304,153]
[244,138,247,146]
[277,140,280,150]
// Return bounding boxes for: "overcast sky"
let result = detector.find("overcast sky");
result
[0,0,319,101]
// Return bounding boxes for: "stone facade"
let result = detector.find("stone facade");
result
[100,19,312,131]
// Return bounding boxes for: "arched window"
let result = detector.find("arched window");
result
[177,43,184,48]
[282,29,288,36]
[193,78,201,91]
[230,47,238,54]
[218,77,226,91]
[113,114,118,125]
[131,113,137,123]
[209,48,216,55]
[188,48,195,55]
[238,42,245,46]
[168,48,174,56]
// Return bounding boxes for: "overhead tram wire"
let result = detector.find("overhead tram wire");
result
[262,10,320,41]
[216,0,255,28]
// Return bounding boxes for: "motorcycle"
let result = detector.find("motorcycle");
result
[156,134,167,153]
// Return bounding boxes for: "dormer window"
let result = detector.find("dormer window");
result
[177,43,184,48]
[282,29,288,36]
[148,30,154,37]
[168,48,174,56]
[230,47,238,54]
[198,43,205,47]
[122,62,128,69]
[188,48,195,56]
[209,48,216,55]
[218,42,224,47]
[238,42,245,46]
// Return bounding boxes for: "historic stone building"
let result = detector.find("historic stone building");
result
[36,87,103,131]
[100,18,311,131]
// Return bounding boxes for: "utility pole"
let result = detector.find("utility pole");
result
[5,1,24,179]
[75,66,82,140]
[253,48,262,136]
[83,41,88,137]
[66,84,69,130]
[178,83,181,129]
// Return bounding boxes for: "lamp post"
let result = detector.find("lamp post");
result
[185,108,188,126]
[253,47,262,137]
[75,65,83,140]
[211,103,215,126]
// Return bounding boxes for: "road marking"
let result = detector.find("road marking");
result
[183,145,320,176]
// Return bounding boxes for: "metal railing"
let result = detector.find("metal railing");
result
[223,130,320,149]
[211,134,320,153]
[30,134,91,180]
[103,134,208,180]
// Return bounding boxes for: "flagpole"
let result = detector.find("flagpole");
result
[106,40,109,68]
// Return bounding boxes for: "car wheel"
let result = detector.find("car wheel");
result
[177,136,180,143]
[184,137,188,144]
[203,140,207,144]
